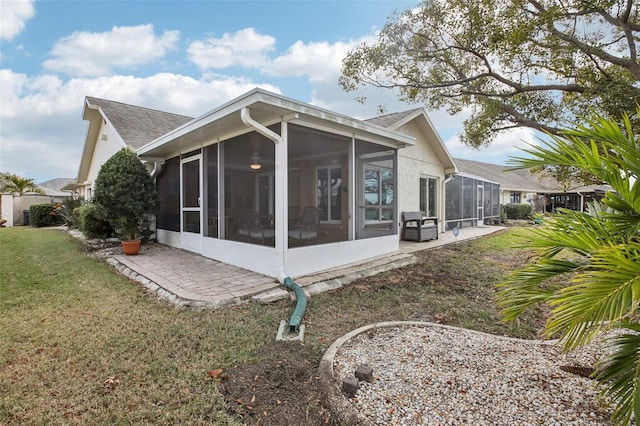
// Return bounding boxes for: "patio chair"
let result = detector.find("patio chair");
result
[237,209,275,245]
[401,211,438,242]
[288,205,301,226]
[288,206,319,245]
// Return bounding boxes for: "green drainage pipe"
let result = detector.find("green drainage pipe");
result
[282,277,307,333]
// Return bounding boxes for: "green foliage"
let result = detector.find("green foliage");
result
[50,197,84,228]
[498,108,640,425]
[503,203,532,220]
[93,148,158,240]
[1,172,44,195]
[340,0,640,149]
[29,203,62,228]
[75,203,113,239]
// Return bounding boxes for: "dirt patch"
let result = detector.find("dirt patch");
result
[218,236,551,425]
[220,342,335,425]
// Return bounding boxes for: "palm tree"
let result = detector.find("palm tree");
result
[497,108,640,425]
[1,173,44,196]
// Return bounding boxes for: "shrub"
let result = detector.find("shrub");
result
[51,197,84,228]
[93,148,158,240]
[503,203,532,220]
[29,203,62,227]
[498,108,640,425]
[76,203,113,239]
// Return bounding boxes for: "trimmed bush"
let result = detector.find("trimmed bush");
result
[29,203,62,227]
[503,203,532,220]
[76,203,114,239]
[93,148,158,240]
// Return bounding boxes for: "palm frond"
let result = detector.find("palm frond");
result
[595,322,640,426]
[547,242,640,350]
[497,258,584,322]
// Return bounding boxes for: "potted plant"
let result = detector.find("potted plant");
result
[93,148,159,255]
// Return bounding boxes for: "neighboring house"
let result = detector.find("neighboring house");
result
[0,178,73,227]
[38,178,75,197]
[62,97,193,199]
[453,157,612,214]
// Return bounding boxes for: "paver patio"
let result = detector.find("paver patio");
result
[108,226,505,308]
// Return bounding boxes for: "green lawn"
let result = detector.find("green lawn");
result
[0,226,543,424]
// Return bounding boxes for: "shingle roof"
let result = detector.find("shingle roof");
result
[454,157,612,194]
[86,97,193,149]
[365,108,422,128]
[453,158,545,191]
[37,178,75,196]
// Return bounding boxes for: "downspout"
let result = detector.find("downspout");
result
[240,107,307,333]
[240,107,282,146]
[150,161,163,183]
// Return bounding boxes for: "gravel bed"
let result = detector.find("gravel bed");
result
[333,324,613,425]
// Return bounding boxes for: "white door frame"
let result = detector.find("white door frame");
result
[181,154,203,253]
[477,184,484,225]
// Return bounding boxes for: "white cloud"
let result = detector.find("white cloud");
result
[444,126,539,164]
[266,40,355,83]
[0,0,35,41]
[42,24,180,77]
[0,70,280,181]
[187,28,275,70]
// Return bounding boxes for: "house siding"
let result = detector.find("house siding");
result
[395,120,446,231]
[82,121,127,199]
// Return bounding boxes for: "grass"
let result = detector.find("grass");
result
[0,226,545,425]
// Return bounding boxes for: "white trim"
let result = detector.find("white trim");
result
[138,89,414,157]
[180,154,203,253]
[157,229,181,248]
[284,235,399,278]
[203,237,277,277]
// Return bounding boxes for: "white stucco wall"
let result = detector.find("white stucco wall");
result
[81,121,126,199]
[12,195,58,225]
[395,120,447,231]
[1,194,13,226]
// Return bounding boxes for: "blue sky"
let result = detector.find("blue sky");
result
[1,0,535,183]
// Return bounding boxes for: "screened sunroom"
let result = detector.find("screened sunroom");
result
[444,174,500,230]
[139,89,414,278]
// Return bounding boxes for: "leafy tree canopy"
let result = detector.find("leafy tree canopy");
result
[0,172,44,196]
[340,0,640,149]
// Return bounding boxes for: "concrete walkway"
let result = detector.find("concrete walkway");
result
[107,225,506,308]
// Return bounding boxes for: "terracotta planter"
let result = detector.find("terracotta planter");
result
[121,239,141,255]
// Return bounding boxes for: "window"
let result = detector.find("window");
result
[419,177,438,217]
[316,166,342,222]
[364,166,393,223]
[510,192,521,204]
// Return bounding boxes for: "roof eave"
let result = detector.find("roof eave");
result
[389,109,458,172]
[138,89,414,157]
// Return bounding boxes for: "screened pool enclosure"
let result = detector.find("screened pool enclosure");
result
[141,90,413,278]
[444,175,500,230]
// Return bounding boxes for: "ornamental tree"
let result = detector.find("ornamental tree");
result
[93,148,158,241]
[340,0,640,149]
